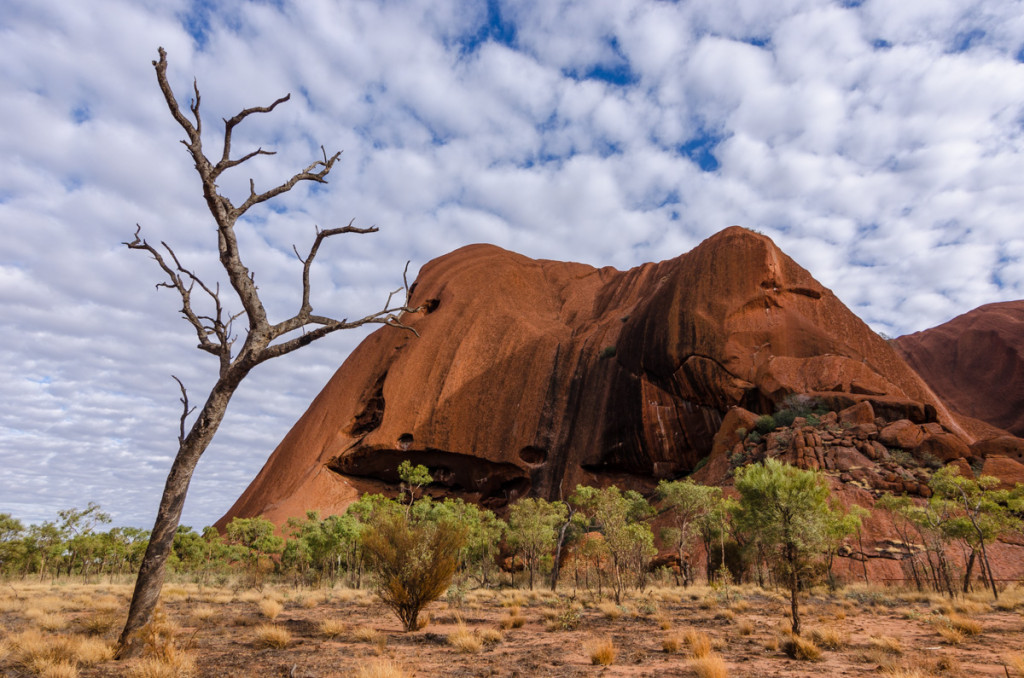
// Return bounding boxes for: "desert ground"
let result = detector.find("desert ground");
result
[1,579,1022,678]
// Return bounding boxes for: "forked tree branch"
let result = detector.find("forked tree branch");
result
[171,376,196,445]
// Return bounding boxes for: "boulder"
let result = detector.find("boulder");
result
[980,456,1024,490]
[878,420,925,451]
[218,227,979,527]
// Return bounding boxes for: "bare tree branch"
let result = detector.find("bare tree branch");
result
[171,376,195,445]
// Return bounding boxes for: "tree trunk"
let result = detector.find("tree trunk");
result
[115,378,240,658]
[962,549,976,593]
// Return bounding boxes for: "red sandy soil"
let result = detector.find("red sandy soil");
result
[2,581,1023,677]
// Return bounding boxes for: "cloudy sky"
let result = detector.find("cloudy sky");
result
[2,0,1023,530]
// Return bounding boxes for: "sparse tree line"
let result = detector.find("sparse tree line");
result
[3,460,1023,634]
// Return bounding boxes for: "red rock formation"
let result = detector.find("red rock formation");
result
[895,300,1024,437]
[219,227,973,528]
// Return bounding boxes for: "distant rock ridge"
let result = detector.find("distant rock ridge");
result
[895,300,1024,438]
[218,226,1002,529]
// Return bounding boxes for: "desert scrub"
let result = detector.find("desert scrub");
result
[318,619,347,638]
[781,634,822,661]
[447,623,483,654]
[257,598,283,620]
[353,658,411,678]
[253,624,291,649]
[869,635,903,655]
[753,414,776,434]
[585,636,615,665]
[809,626,849,650]
[691,653,729,678]
[683,629,712,658]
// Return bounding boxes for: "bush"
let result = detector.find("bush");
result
[773,409,797,428]
[753,415,776,435]
[361,512,467,632]
[599,346,617,359]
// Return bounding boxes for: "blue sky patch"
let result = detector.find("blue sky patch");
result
[950,28,986,53]
[458,0,516,54]
[678,132,725,172]
[565,37,638,86]
[71,105,91,124]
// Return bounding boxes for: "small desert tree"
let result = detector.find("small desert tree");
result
[570,485,656,603]
[506,497,568,590]
[360,499,467,631]
[657,478,721,586]
[117,48,421,656]
[732,459,832,636]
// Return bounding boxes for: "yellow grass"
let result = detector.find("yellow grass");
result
[934,624,964,645]
[253,624,291,649]
[662,633,681,653]
[318,618,348,638]
[125,653,197,678]
[447,623,483,653]
[352,626,385,644]
[352,658,411,678]
[585,636,615,665]
[598,601,622,619]
[945,612,982,635]
[1005,653,1024,676]
[736,619,754,636]
[691,653,729,678]
[809,626,849,650]
[869,635,903,655]
[781,634,822,661]
[683,629,712,658]
[258,598,284,620]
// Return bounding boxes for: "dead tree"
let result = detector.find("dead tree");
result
[116,47,421,658]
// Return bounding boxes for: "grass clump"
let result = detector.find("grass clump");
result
[781,634,822,661]
[447,623,483,654]
[318,618,347,638]
[869,635,903,655]
[585,636,616,665]
[809,626,849,650]
[352,658,410,678]
[691,653,729,678]
[252,624,291,649]
[683,629,712,658]
[257,598,283,620]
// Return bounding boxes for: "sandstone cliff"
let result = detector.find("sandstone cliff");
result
[895,300,1024,438]
[218,226,979,528]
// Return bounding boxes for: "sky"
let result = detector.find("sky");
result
[2,0,1023,530]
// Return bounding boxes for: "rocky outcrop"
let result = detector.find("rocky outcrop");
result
[895,300,1024,437]
[218,227,973,528]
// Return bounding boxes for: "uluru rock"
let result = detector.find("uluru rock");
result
[895,300,1024,437]
[219,227,976,528]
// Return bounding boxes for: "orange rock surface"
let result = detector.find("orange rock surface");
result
[896,300,1024,437]
[219,227,974,528]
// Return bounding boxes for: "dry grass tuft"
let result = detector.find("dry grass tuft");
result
[189,605,217,624]
[447,623,483,654]
[869,635,903,655]
[585,636,616,665]
[683,629,712,658]
[318,618,347,639]
[809,626,849,650]
[598,601,622,619]
[80,611,120,635]
[945,612,982,636]
[352,625,385,644]
[691,653,729,678]
[478,627,503,644]
[781,634,822,661]
[257,598,283,620]
[736,619,754,636]
[352,658,411,678]
[662,633,681,654]
[499,606,526,629]
[125,653,197,678]
[934,624,964,645]
[253,624,291,649]
[1005,653,1024,676]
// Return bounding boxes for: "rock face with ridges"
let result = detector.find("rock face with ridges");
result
[219,227,975,528]
[895,300,1024,437]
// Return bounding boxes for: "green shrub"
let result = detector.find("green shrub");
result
[754,415,776,435]
[748,431,762,444]
[773,409,797,428]
[599,346,617,359]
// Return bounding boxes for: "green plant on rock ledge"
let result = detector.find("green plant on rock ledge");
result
[753,414,776,435]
